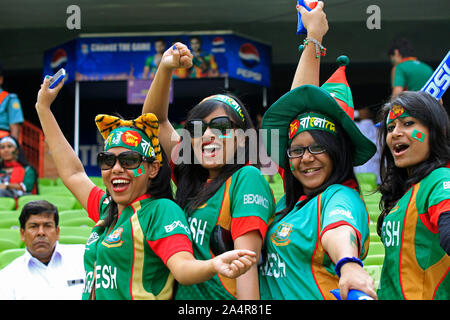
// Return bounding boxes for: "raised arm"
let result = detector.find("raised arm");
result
[142,43,193,161]
[321,225,377,300]
[35,77,95,210]
[291,1,329,89]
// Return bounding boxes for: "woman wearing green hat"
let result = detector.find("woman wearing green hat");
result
[34,76,257,300]
[142,42,275,299]
[259,2,377,300]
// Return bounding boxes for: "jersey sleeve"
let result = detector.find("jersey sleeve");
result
[143,199,193,264]
[319,185,370,256]
[6,94,24,125]
[229,166,275,241]
[87,186,106,222]
[417,168,450,232]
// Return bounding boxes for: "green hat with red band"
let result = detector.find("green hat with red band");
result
[262,56,376,167]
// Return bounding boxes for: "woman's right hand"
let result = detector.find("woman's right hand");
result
[159,42,193,71]
[297,1,328,40]
[35,75,65,111]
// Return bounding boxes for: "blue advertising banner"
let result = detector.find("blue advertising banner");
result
[43,31,271,87]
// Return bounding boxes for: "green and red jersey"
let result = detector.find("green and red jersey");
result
[392,57,433,91]
[175,165,275,300]
[378,166,450,300]
[259,183,370,300]
[82,186,193,300]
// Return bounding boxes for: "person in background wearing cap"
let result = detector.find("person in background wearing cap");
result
[376,91,450,300]
[0,135,38,198]
[33,75,257,300]
[259,2,377,300]
[0,64,24,140]
[142,42,274,300]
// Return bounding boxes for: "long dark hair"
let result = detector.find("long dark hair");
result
[277,123,359,218]
[102,139,174,229]
[376,91,450,235]
[174,94,256,214]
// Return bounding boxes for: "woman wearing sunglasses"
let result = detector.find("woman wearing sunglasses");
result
[259,2,377,300]
[34,76,257,300]
[376,92,450,300]
[142,43,275,299]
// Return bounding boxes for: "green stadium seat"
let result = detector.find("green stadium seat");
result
[60,216,95,228]
[0,197,16,211]
[38,177,56,187]
[368,242,385,256]
[17,195,77,212]
[364,265,382,290]
[356,173,377,191]
[59,226,92,238]
[370,232,382,243]
[0,217,20,230]
[59,235,88,245]
[0,238,20,252]
[89,176,105,187]
[0,228,23,248]
[0,248,25,269]
[364,254,384,266]
[0,211,20,220]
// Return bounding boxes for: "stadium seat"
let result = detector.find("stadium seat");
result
[60,216,95,228]
[364,265,382,290]
[364,192,382,205]
[89,176,105,187]
[59,209,88,220]
[356,173,377,191]
[0,228,23,248]
[17,195,77,212]
[59,226,92,238]
[364,254,384,266]
[370,232,382,243]
[0,238,20,252]
[0,217,20,229]
[37,177,56,186]
[0,198,16,211]
[59,235,88,245]
[0,248,25,269]
[368,242,385,256]
[0,211,20,220]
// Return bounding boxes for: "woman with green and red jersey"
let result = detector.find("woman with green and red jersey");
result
[142,43,275,299]
[376,91,450,300]
[34,76,257,300]
[259,2,377,300]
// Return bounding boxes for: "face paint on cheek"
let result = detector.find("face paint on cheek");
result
[411,129,426,143]
[289,160,295,172]
[132,164,145,177]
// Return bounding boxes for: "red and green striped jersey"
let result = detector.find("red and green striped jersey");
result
[82,187,193,300]
[175,165,275,299]
[259,184,370,300]
[378,167,450,300]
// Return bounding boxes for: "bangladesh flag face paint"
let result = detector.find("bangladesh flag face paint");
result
[132,164,145,177]
[411,129,426,142]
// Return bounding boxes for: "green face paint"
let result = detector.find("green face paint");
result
[289,160,295,172]
[411,129,426,142]
[132,164,145,177]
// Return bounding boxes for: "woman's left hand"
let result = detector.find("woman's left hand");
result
[339,262,378,300]
[212,249,257,279]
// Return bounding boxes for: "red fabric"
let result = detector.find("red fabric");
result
[87,186,105,223]
[147,234,193,265]
[231,215,268,242]
[320,221,363,256]
[3,161,25,184]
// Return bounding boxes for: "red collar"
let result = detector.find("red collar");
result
[296,179,358,203]
[3,160,21,168]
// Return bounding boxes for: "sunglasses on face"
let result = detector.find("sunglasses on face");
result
[287,143,327,158]
[97,151,153,170]
[185,116,235,138]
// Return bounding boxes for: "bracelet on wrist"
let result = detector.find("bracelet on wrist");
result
[334,257,363,278]
[298,37,327,59]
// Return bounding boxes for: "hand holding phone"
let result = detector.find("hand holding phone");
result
[48,68,66,89]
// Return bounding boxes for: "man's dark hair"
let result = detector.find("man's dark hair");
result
[19,200,59,229]
[387,38,414,58]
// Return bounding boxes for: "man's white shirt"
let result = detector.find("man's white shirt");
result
[0,242,85,300]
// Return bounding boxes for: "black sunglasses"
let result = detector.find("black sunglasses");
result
[287,143,326,158]
[185,116,235,138]
[97,151,153,170]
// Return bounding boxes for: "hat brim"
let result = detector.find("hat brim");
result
[262,85,376,167]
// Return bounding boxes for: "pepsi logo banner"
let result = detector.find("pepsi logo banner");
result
[43,32,271,87]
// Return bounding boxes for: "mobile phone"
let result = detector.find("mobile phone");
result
[49,68,66,89]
